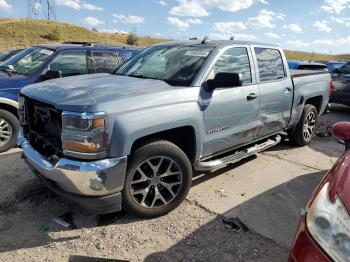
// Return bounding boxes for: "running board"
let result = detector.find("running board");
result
[195,135,282,172]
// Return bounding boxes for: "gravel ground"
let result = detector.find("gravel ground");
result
[0,104,349,262]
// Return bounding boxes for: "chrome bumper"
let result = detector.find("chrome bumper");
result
[17,130,127,197]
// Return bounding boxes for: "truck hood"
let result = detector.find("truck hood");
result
[21,73,188,112]
[0,70,32,90]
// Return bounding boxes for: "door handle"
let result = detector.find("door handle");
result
[284,87,293,93]
[247,93,258,100]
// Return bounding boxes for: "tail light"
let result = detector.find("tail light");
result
[329,80,333,97]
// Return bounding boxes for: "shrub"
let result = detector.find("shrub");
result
[43,27,61,41]
[127,32,139,45]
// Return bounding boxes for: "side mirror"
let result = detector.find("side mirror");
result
[332,122,350,150]
[42,70,62,81]
[207,72,243,90]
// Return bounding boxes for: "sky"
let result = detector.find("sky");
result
[0,0,350,54]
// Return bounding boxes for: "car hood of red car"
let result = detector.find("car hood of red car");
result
[327,150,350,211]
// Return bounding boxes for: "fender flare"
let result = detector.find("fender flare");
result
[0,97,19,109]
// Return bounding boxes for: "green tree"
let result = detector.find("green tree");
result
[127,32,139,45]
[92,27,98,32]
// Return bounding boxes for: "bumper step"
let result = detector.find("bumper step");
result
[195,135,282,172]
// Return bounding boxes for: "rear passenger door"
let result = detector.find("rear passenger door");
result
[252,47,294,138]
[202,46,260,157]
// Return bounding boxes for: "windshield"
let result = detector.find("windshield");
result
[0,47,54,76]
[116,45,214,86]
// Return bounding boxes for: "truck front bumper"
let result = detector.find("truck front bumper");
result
[17,130,127,214]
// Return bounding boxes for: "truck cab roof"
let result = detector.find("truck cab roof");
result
[153,40,280,48]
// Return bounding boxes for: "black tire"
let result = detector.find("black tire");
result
[0,109,20,153]
[123,140,192,218]
[288,104,318,146]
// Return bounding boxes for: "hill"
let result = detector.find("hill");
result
[0,18,349,61]
[0,18,166,52]
[284,50,350,61]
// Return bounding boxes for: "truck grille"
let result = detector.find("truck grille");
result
[24,97,63,157]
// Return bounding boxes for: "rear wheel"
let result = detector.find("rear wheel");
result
[0,110,20,153]
[288,104,318,146]
[123,140,192,218]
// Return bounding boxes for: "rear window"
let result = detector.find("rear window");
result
[255,48,285,82]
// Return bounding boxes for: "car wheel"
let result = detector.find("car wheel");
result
[0,109,20,153]
[123,140,192,218]
[288,104,318,146]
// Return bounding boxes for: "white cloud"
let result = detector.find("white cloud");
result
[320,0,350,14]
[112,14,145,24]
[284,24,303,33]
[169,0,267,17]
[313,20,332,33]
[54,0,103,11]
[265,32,281,39]
[169,0,209,17]
[214,21,247,34]
[248,9,279,28]
[313,36,350,47]
[313,39,337,46]
[167,17,203,30]
[100,29,129,34]
[155,0,167,6]
[287,40,311,48]
[0,0,12,11]
[82,3,104,10]
[331,16,350,26]
[210,33,256,41]
[83,16,105,26]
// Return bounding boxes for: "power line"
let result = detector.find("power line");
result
[27,0,56,20]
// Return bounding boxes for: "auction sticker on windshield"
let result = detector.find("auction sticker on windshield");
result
[39,49,54,56]
[185,50,210,57]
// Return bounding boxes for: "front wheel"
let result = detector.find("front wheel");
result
[288,104,318,146]
[0,109,20,153]
[123,140,192,218]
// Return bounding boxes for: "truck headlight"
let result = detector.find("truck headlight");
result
[61,112,108,158]
[306,182,350,261]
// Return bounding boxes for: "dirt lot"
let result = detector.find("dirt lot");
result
[0,104,349,262]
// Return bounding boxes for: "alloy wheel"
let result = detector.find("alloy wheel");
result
[303,111,316,140]
[0,118,12,147]
[130,156,183,208]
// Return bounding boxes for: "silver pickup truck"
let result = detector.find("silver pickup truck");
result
[17,40,331,217]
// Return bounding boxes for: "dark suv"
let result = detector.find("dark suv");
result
[0,42,140,152]
[331,62,350,107]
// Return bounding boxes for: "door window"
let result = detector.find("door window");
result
[50,51,87,77]
[210,47,252,85]
[90,51,125,74]
[255,48,285,82]
[341,63,350,74]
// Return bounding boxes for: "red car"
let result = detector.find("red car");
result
[289,122,350,262]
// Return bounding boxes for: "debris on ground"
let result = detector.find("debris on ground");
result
[54,212,77,229]
[222,217,249,232]
[214,188,227,198]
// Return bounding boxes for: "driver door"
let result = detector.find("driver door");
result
[202,46,260,157]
